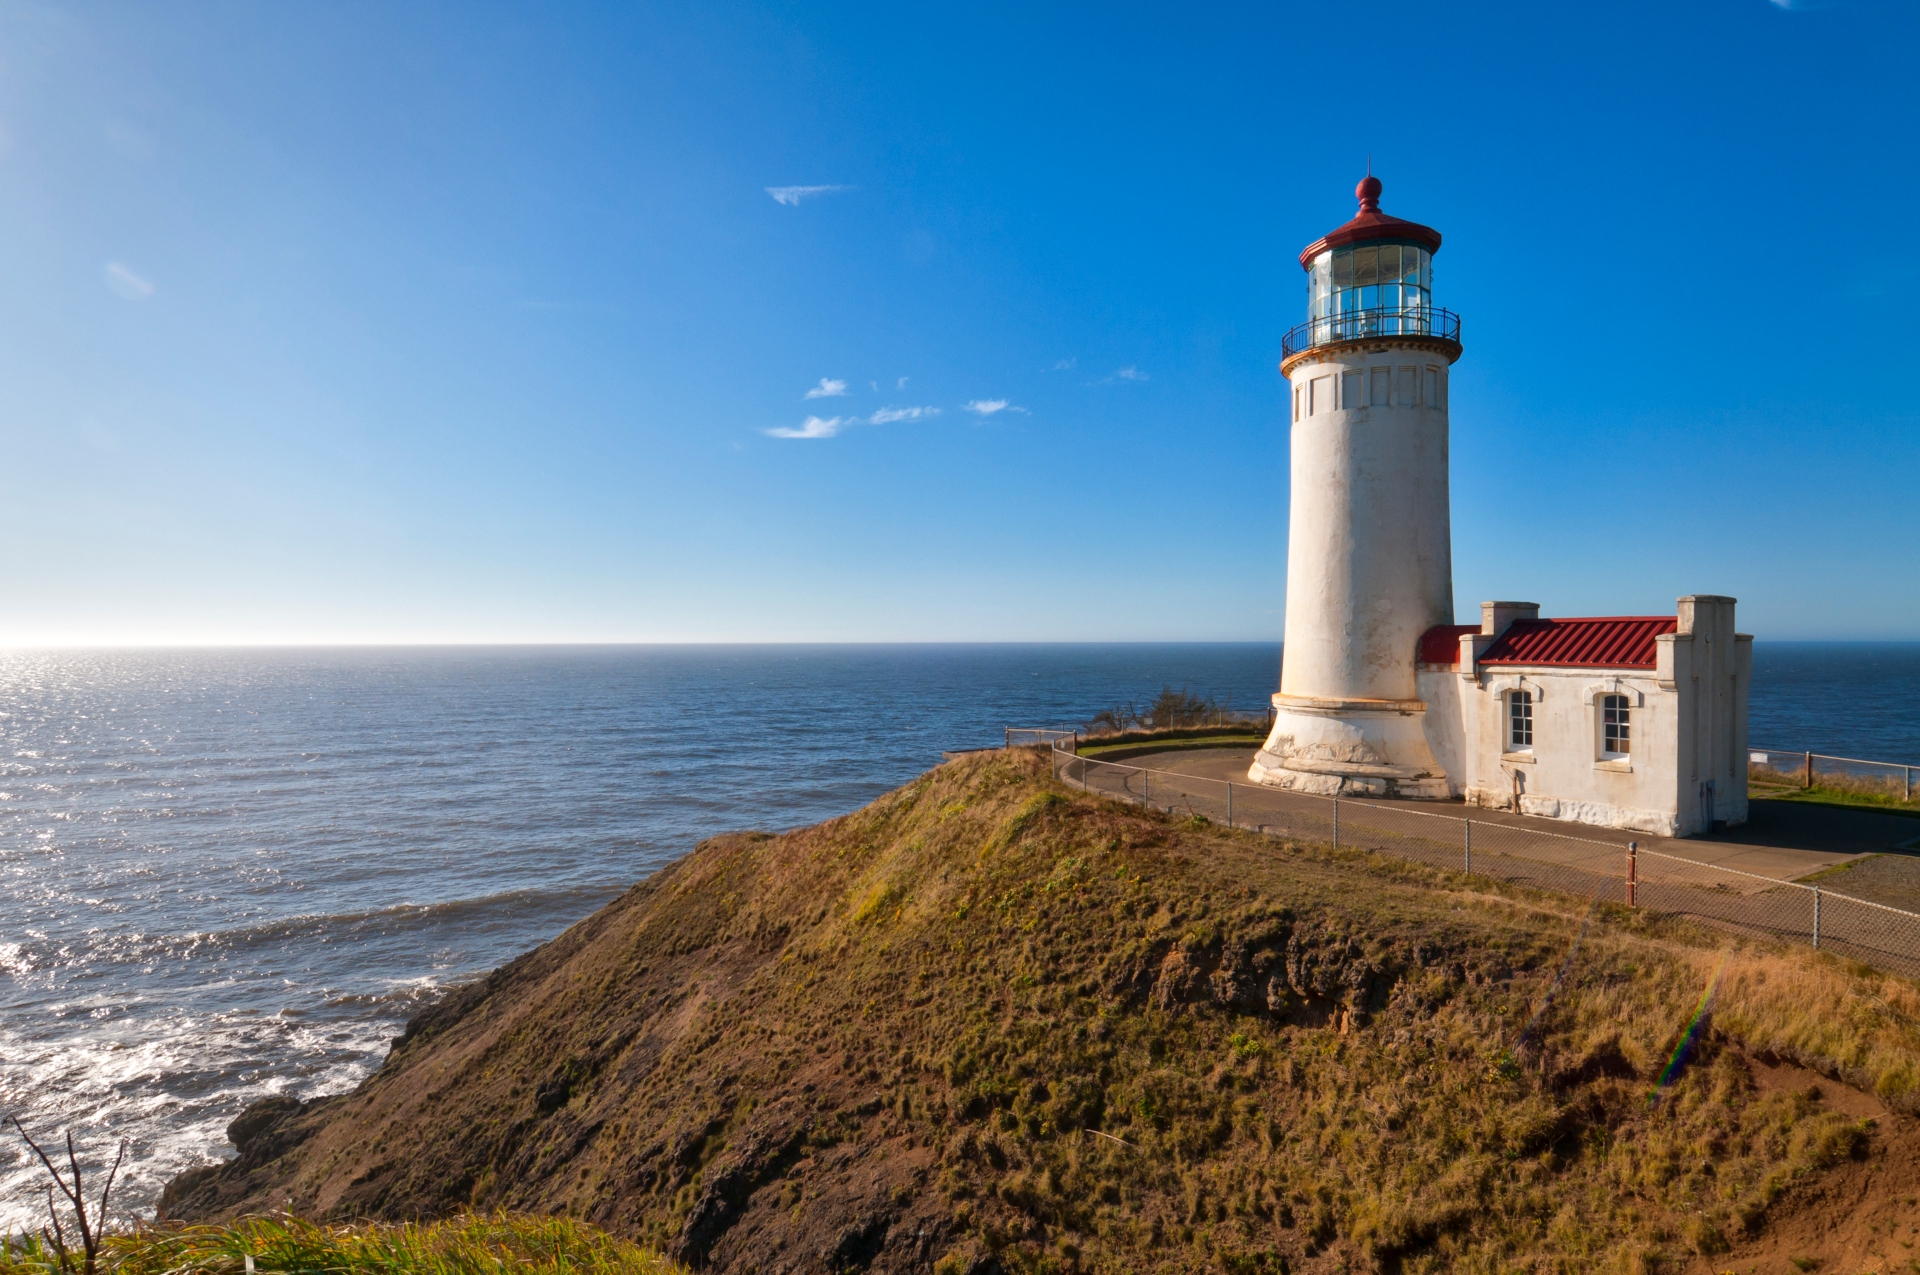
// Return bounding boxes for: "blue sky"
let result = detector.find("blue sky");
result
[0,0,1914,643]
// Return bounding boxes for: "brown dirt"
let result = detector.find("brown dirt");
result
[159,749,1920,1274]
[1683,1056,1920,1275]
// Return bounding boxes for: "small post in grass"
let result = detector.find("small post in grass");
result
[1812,886,1821,949]
[1804,751,1813,789]
[1226,781,1233,827]
[1627,841,1637,908]
[1333,797,1340,848]
[1463,819,1471,874]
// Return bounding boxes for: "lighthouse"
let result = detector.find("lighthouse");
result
[1250,176,1463,799]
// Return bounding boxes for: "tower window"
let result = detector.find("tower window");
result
[1601,694,1631,756]
[1424,366,1440,409]
[1508,691,1533,749]
[1370,367,1389,406]
[1342,370,1362,409]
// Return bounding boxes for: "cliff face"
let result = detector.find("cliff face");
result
[163,749,1920,1274]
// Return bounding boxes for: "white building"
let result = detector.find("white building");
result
[1250,178,1750,839]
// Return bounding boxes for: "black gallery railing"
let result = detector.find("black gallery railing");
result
[1282,306,1461,357]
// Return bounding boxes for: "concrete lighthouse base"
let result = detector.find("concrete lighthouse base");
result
[1248,694,1454,799]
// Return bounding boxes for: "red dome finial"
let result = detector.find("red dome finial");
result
[1356,174,1383,212]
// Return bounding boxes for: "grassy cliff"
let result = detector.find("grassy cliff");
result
[161,749,1920,1274]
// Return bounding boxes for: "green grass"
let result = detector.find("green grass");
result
[1749,773,1920,820]
[1076,732,1266,759]
[0,1215,687,1275]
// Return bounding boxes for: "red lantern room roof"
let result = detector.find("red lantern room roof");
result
[1298,175,1443,270]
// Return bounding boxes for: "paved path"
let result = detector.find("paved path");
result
[1115,746,1900,884]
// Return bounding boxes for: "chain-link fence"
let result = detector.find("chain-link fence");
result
[1006,727,1080,749]
[1044,744,1920,979]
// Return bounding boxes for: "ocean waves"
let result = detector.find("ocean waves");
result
[0,644,1288,1225]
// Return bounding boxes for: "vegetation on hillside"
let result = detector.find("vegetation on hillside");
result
[0,1216,684,1275]
[1086,687,1259,735]
[1749,762,1920,817]
[160,750,1920,1274]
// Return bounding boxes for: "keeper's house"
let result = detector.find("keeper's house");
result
[1415,596,1751,838]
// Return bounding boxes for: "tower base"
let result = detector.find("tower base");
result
[1248,694,1454,799]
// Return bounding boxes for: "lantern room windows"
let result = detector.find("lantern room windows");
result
[1308,243,1432,327]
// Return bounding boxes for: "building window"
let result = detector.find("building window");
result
[1509,691,1533,749]
[1601,694,1631,756]
[1424,366,1440,409]
[1370,366,1390,406]
[1342,369,1363,409]
[1292,385,1300,422]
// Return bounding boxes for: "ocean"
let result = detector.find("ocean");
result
[1,642,1914,1227]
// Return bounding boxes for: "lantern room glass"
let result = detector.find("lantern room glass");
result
[1306,244,1433,341]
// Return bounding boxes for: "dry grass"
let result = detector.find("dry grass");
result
[163,750,1920,1274]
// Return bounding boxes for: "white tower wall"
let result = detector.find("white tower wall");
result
[1279,343,1455,701]
[1250,336,1462,799]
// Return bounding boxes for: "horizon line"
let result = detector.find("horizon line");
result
[0,636,1912,651]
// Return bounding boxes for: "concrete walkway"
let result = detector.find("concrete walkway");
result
[1119,746,1903,885]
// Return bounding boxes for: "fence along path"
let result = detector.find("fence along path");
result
[1034,742,1920,980]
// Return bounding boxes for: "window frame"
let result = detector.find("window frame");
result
[1507,689,1534,751]
[1599,693,1632,759]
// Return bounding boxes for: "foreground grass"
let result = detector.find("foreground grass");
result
[0,1215,687,1275]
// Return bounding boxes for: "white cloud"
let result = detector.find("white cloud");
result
[765,415,845,440]
[103,262,154,300]
[1048,358,1076,371]
[869,406,940,425]
[896,376,909,389]
[766,185,852,206]
[804,378,848,399]
[965,399,1028,416]
[1115,366,1147,381]
[764,404,943,441]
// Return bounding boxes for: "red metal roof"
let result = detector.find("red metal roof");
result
[1298,176,1444,269]
[1478,617,1678,670]
[1417,624,1480,665]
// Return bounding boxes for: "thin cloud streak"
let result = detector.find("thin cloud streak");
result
[766,185,853,206]
[765,405,942,439]
[103,262,154,299]
[869,406,939,424]
[766,415,845,439]
[804,377,848,399]
[964,399,1028,416]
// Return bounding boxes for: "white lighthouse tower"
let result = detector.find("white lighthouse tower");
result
[1250,176,1463,799]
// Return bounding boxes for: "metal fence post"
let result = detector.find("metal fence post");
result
[1226,781,1234,828]
[1463,819,1471,874]
[1804,752,1814,789]
[1627,841,1637,908]
[1333,797,1340,848]
[1907,767,1913,803]
[1143,769,1149,803]
[1813,887,1821,949]
[1004,726,1010,749]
